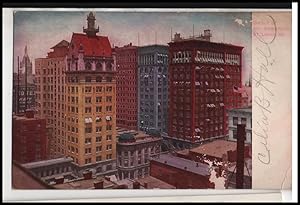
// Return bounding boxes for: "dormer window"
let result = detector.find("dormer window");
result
[85,62,92,70]
[106,62,112,71]
[96,62,102,71]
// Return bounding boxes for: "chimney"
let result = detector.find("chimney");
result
[94,179,104,189]
[105,176,111,181]
[133,181,140,189]
[236,124,246,188]
[83,170,93,180]
[25,109,35,118]
[55,176,64,184]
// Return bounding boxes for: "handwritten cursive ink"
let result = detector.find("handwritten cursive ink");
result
[253,15,277,165]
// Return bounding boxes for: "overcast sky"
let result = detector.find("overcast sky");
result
[14,11,252,83]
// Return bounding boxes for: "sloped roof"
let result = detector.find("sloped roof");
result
[50,40,69,49]
[70,33,112,57]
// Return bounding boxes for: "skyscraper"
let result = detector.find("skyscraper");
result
[115,43,138,130]
[64,12,117,174]
[137,45,169,133]
[35,40,69,159]
[168,30,243,144]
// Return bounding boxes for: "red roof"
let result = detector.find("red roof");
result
[69,33,112,57]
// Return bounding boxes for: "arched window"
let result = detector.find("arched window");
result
[96,62,102,71]
[106,62,112,71]
[85,62,92,71]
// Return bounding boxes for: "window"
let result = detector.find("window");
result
[85,62,92,71]
[233,117,238,125]
[106,96,112,102]
[106,135,112,141]
[96,126,102,133]
[96,156,102,162]
[85,138,92,144]
[85,127,92,133]
[241,117,247,125]
[106,125,112,131]
[106,106,112,112]
[96,106,102,112]
[106,86,112,92]
[96,136,102,142]
[106,77,112,82]
[85,107,92,113]
[96,86,102,92]
[106,154,112,160]
[96,146,102,152]
[85,86,92,93]
[96,97,102,103]
[106,145,112,150]
[96,63,102,71]
[85,76,92,82]
[85,158,92,164]
[95,116,101,123]
[85,148,92,154]
[85,97,92,103]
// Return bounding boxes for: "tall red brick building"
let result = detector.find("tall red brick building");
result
[168,31,243,144]
[114,43,138,130]
[12,110,48,163]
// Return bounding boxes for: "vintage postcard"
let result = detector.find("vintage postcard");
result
[2,6,295,202]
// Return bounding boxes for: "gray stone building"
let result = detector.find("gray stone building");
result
[116,127,162,180]
[227,106,252,144]
[137,45,169,133]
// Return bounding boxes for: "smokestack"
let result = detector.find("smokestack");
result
[94,179,104,189]
[83,170,93,180]
[133,181,140,189]
[236,124,246,188]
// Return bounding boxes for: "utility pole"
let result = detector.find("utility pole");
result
[236,124,246,188]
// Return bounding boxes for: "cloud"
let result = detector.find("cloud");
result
[234,18,245,27]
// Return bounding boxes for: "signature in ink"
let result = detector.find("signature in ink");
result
[252,15,277,165]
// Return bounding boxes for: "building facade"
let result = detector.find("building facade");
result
[13,46,36,114]
[227,107,252,144]
[137,45,169,133]
[64,12,117,174]
[150,154,213,189]
[115,43,138,130]
[12,110,48,163]
[116,128,162,180]
[35,40,69,159]
[168,30,243,144]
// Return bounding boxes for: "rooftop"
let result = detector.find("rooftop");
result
[227,158,252,176]
[22,157,73,169]
[53,176,115,189]
[189,140,238,159]
[12,161,53,189]
[228,106,252,113]
[136,176,176,189]
[151,154,210,176]
[69,33,112,58]
[117,127,162,144]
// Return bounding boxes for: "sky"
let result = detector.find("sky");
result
[14,11,252,84]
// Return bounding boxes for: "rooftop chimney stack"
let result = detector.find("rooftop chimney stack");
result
[55,176,64,184]
[133,181,140,189]
[83,170,93,180]
[94,179,104,189]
